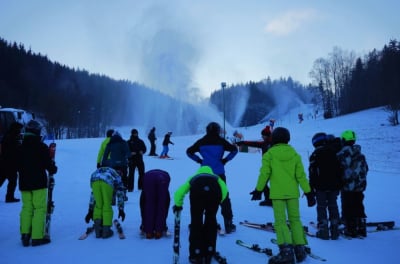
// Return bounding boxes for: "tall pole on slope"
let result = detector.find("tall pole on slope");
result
[221,82,226,138]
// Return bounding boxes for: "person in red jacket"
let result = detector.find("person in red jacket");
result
[236,125,273,206]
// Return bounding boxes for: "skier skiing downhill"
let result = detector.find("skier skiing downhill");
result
[84,167,126,239]
[186,122,238,234]
[173,166,228,264]
[140,169,170,239]
[16,120,58,247]
[250,127,315,264]
[236,125,273,206]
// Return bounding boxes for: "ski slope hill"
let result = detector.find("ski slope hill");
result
[0,106,399,264]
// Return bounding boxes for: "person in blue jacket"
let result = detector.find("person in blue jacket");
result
[186,122,238,233]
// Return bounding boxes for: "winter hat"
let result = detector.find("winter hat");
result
[131,129,138,135]
[261,126,271,136]
[25,120,42,136]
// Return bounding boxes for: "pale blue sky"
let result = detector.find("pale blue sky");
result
[1,0,399,98]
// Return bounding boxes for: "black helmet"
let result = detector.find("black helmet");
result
[106,129,114,137]
[206,122,221,135]
[312,132,327,147]
[271,127,290,144]
[25,120,42,136]
[131,129,138,135]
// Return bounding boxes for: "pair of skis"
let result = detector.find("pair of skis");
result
[239,220,315,237]
[236,239,326,262]
[44,142,57,239]
[78,219,125,240]
[173,210,227,264]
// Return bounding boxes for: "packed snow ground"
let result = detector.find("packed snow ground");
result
[0,106,399,264]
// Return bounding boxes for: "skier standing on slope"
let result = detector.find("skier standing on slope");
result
[336,130,368,238]
[250,127,315,264]
[160,132,174,158]
[147,127,158,156]
[16,120,58,247]
[186,122,238,234]
[236,125,273,206]
[173,166,228,264]
[308,132,342,240]
[127,129,146,192]
[96,129,114,168]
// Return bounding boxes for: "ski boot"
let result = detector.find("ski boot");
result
[316,220,329,240]
[21,234,30,247]
[268,244,295,264]
[357,218,367,237]
[94,219,103,238]
[330,219,340,240]
[294,245,307,263]
[102,225,114,239]
[224,218,236,234]
[31,235,51,246]
[343,218,358,238]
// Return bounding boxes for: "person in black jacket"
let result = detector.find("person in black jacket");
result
[16,120,57,247]
[127,129,147,191]
[236,125,273,206]
[308,132,342,240]
[186,122,238,234]
[147,127,157,156]
[160,132,174,159]
[0,122,23,202]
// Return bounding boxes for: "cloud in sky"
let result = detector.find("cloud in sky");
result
[264,9,318,36]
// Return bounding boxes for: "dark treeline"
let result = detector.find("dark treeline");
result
[0,38,182,138]
[310,40,400,125]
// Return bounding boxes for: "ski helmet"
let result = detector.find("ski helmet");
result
[341,130,356,142]
[271,127,290,144]
[25,120,42,136]
[312,132,327,147]
[206,122,221,135]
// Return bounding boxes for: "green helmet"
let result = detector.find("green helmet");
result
[341,130,356,142]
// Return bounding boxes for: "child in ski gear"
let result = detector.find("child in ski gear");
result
[337,130,368,237]
[147,127,157,156]
[308,132,342,240]
[173,166,228,264]
[127,129,146,191]
[0,122,23,202]
[101,131,130,193]
[16,120,58,247]
[186,122,238,234]
[237,125,273,206]
[87,167,126,239]
[251,127,312,264]
[140,169,170,239]
[160,132,174,158]
[96,129,114,168]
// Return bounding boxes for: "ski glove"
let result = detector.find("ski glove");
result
[85,209,93,223]
[250,189,262,200]
[118,209,126,222]
[305,191,316,207]
[172,205,183,213]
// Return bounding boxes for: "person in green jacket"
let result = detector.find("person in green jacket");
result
[250,127,315,264]
[96,129,114,168]
[173,166,228,264]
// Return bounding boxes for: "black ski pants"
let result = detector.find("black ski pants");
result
[316,190,340,223]
[128,158,145,191]
[189,176,221,259]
